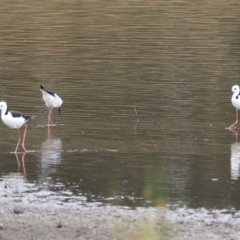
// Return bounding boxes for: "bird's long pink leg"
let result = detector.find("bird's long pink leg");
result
[21,124,27,152]
[228,109,239,129]
[48,107,53,125]
[15,129,21,153]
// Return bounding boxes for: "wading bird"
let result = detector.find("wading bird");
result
[0,101,32,153]
[40,85,63,124]
[228,85,240,129]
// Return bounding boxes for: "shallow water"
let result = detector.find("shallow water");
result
[0,1,240,210]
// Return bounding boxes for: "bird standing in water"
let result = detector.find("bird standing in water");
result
[40,85,63,125]
[0,101,32,153]
[228,85,240,129]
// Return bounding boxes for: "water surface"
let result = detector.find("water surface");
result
[0,1,240,210]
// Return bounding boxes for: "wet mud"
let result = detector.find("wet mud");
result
[0,199,239,240]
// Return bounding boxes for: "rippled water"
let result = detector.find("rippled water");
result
[0,1,240,210]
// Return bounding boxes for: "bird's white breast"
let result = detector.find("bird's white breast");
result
[1,113,26,129]
[232,94,240,110]
[42,92,63,108]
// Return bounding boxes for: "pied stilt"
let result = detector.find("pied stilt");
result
[40,85,63,124]
[0,101,32,153]
[228,85,240,129]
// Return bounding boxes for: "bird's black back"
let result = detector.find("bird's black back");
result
[10,111,31,121]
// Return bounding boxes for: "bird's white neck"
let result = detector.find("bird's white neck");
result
[233,91,240,98]
[0,106,8,117]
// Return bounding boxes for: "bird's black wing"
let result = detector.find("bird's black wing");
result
[46,89,56,97]
[10,111,31,121]
[40,85,56,97]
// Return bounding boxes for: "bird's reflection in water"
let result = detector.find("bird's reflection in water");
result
[15,152,26,176]
[40,138,62,177]
[48,125,52,139]
[230,130,240,180]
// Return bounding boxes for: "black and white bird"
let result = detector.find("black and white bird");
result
[40,85,63,124]
[0,101,32,153]
[228,85,240,129]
